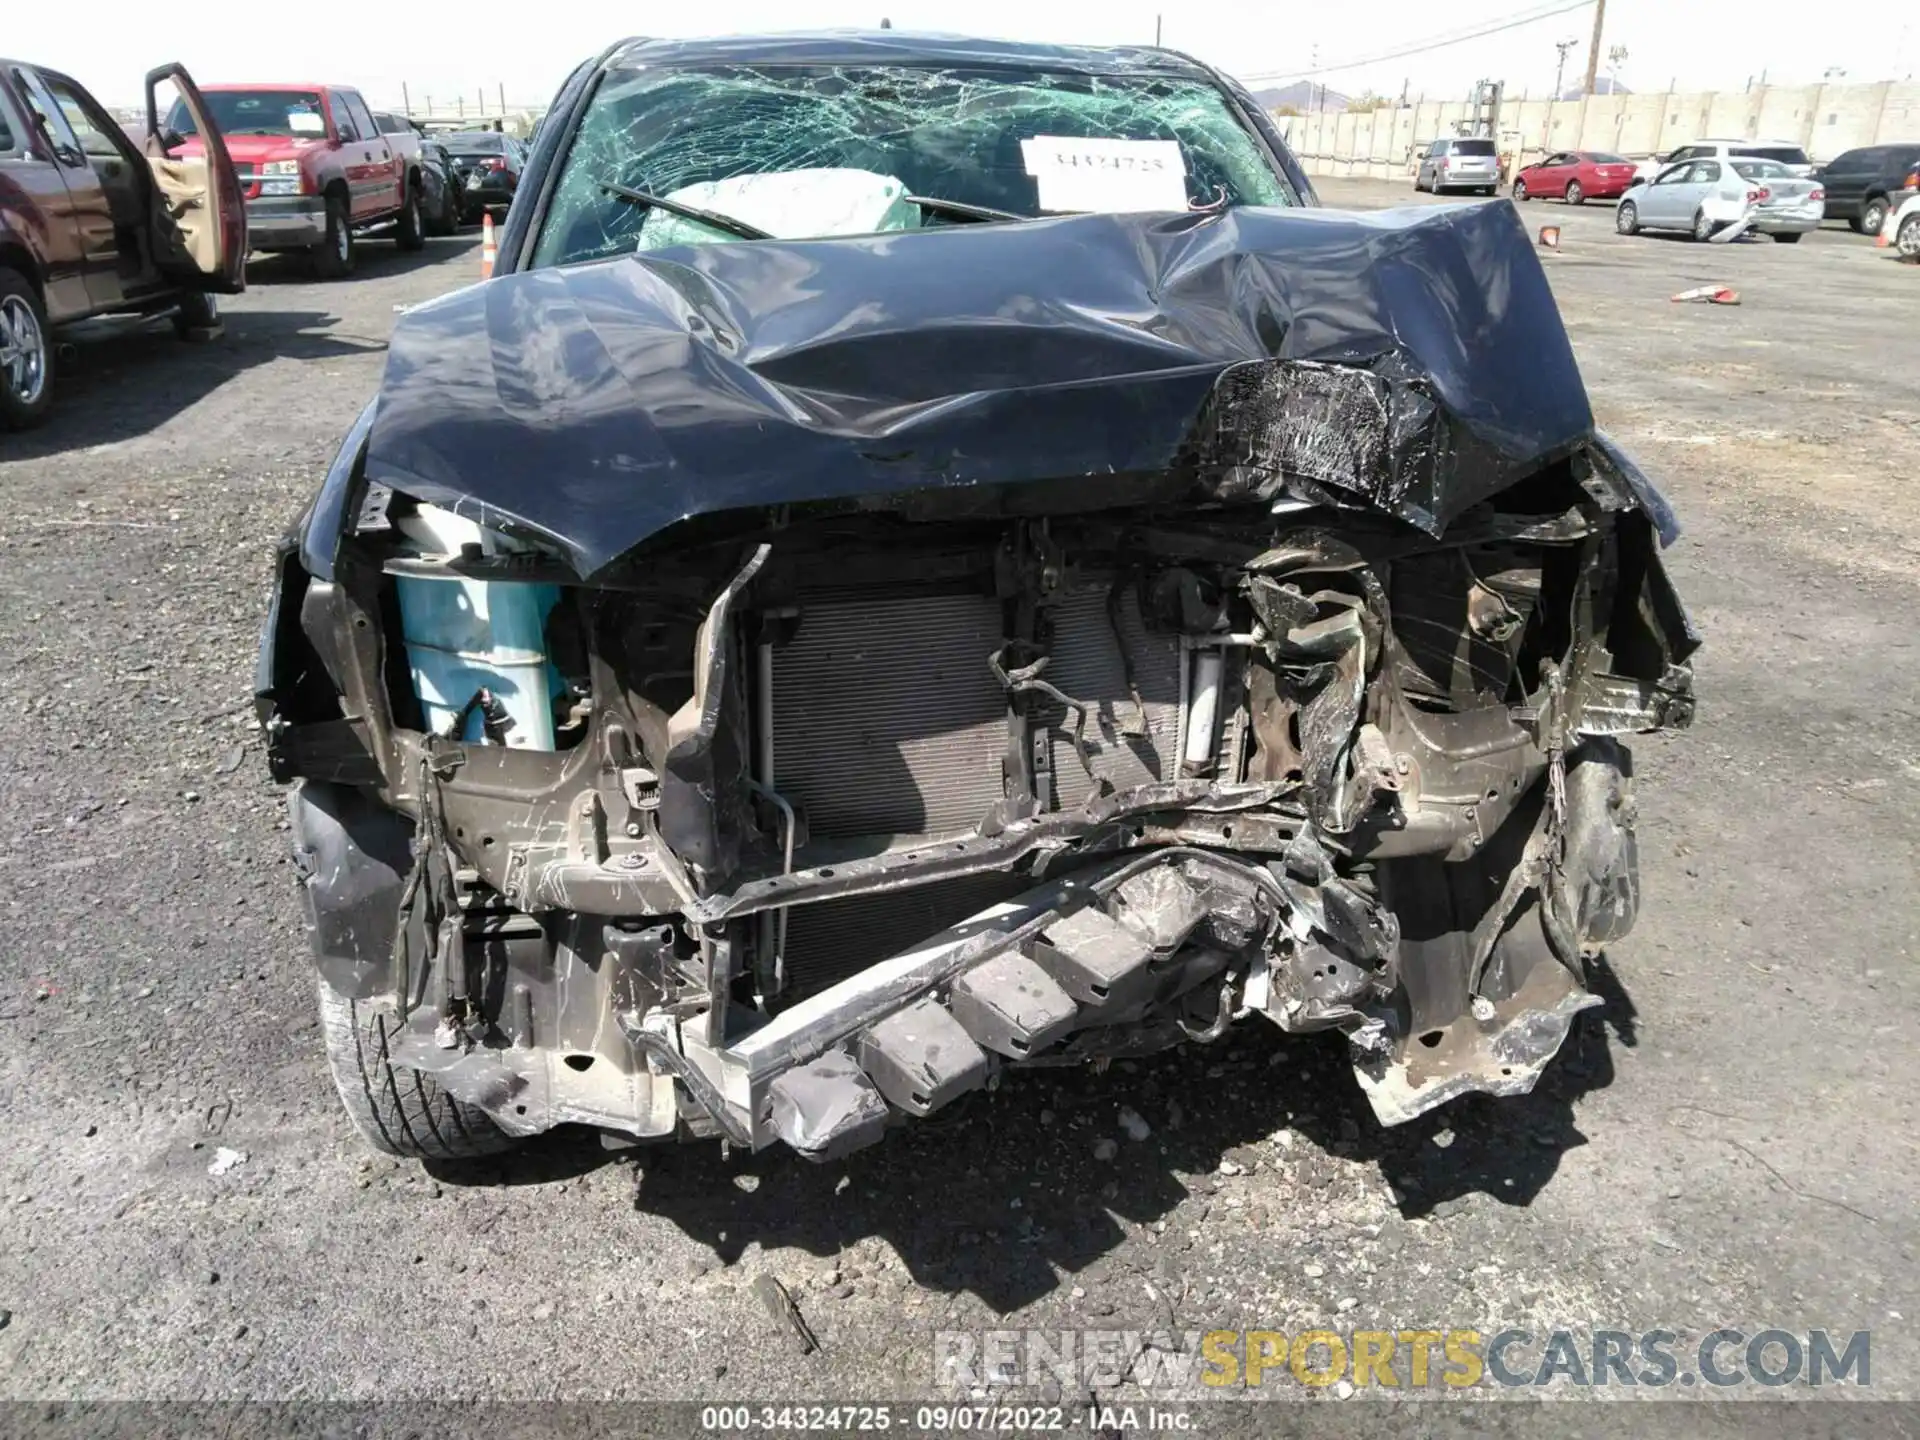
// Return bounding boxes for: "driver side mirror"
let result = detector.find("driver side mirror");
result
[156,126,185,151]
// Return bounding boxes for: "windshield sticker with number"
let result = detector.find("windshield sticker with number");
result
[1020,136,1187,213]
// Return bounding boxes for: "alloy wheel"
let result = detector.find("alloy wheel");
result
[0,294,47,407]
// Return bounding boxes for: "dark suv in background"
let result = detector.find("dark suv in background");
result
[442,130,524,220]
[1817,144,1920,235]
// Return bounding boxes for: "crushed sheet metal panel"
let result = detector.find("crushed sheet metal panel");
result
[361,201,1599,577]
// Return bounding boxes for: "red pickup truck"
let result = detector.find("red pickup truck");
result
[171,83,426,277]
[0,60,246,428]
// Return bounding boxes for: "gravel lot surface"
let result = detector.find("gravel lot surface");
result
[2,184,1915,1413]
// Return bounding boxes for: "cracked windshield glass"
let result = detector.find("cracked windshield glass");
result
[532,64,1292,267]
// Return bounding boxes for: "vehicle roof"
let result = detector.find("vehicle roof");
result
[602,30,1221,81]
[1689,137,1804,146]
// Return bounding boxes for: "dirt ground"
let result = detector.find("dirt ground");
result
[1,181,1915,1419]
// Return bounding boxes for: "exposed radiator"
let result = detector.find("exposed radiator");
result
[777,873,1026,1005]
[770,592,1009,840]
[1036,586,1184,810]
[763,585,1188,1001]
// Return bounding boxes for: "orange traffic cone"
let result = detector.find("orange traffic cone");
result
[1875,219,1891,248]
[481,212,497,278]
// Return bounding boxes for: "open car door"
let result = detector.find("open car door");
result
[143,63,246,294]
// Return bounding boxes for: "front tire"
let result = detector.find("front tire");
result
[0,267,53,430]
[1692,209,1717,242]
[312,192,355,278]
[1860,197,1889,239]
[1897,213,1920,260]
[172,291,220,341]
[317,980,518,1161]
[1615,201,1640,236]
[1566,180,1585,205]
[395,183,426,251]
[425,183,456,237]
[1514,178,1529,201]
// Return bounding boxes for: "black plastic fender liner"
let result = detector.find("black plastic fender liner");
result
[288,781,415,1001]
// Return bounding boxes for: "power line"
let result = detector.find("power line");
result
[1240,0,1595,84]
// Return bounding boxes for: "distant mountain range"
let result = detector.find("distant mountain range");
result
[1252,82,1350,113]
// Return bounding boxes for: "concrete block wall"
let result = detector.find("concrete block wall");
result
[1273,80,1920,180]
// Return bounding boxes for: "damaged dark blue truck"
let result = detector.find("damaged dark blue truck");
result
[254,33,1697,1165]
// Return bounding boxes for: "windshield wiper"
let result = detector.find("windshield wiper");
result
[598,178,772,241]
[904,194,1032,225]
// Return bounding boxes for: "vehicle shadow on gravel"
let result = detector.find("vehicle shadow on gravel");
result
[242,235,482,286]
[8,310,387,460]
[439,953,1640,1312]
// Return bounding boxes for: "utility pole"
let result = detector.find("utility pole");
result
[1154,13,1162,45]
[1553,39,1576,99]
[1582,0,1606,94]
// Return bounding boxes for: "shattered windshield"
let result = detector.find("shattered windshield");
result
[532,63,1292,267]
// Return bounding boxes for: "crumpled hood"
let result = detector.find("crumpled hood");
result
[364,201,1594,578]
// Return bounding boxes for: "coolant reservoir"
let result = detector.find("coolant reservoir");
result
[393,505,562,750]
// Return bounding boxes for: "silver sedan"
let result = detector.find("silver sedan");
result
[1615,157,1824,243]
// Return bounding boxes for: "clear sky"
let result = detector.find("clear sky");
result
[10,0,1910,114]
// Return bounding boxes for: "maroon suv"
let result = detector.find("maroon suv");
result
[0,60,245,428]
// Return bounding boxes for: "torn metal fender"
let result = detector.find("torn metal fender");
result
[1353,962,1602,1127]
[287,781,413,1001]
[1346,737,1638,1126]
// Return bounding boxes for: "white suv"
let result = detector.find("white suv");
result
[1634,139,1812,184]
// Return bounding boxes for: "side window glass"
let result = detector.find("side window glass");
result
[331,95,358,142]
[345,96,378,146]
[0,91,17,153]
[1696,161,1720,184]
[13,68,85,164]
[46,79,126,162]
